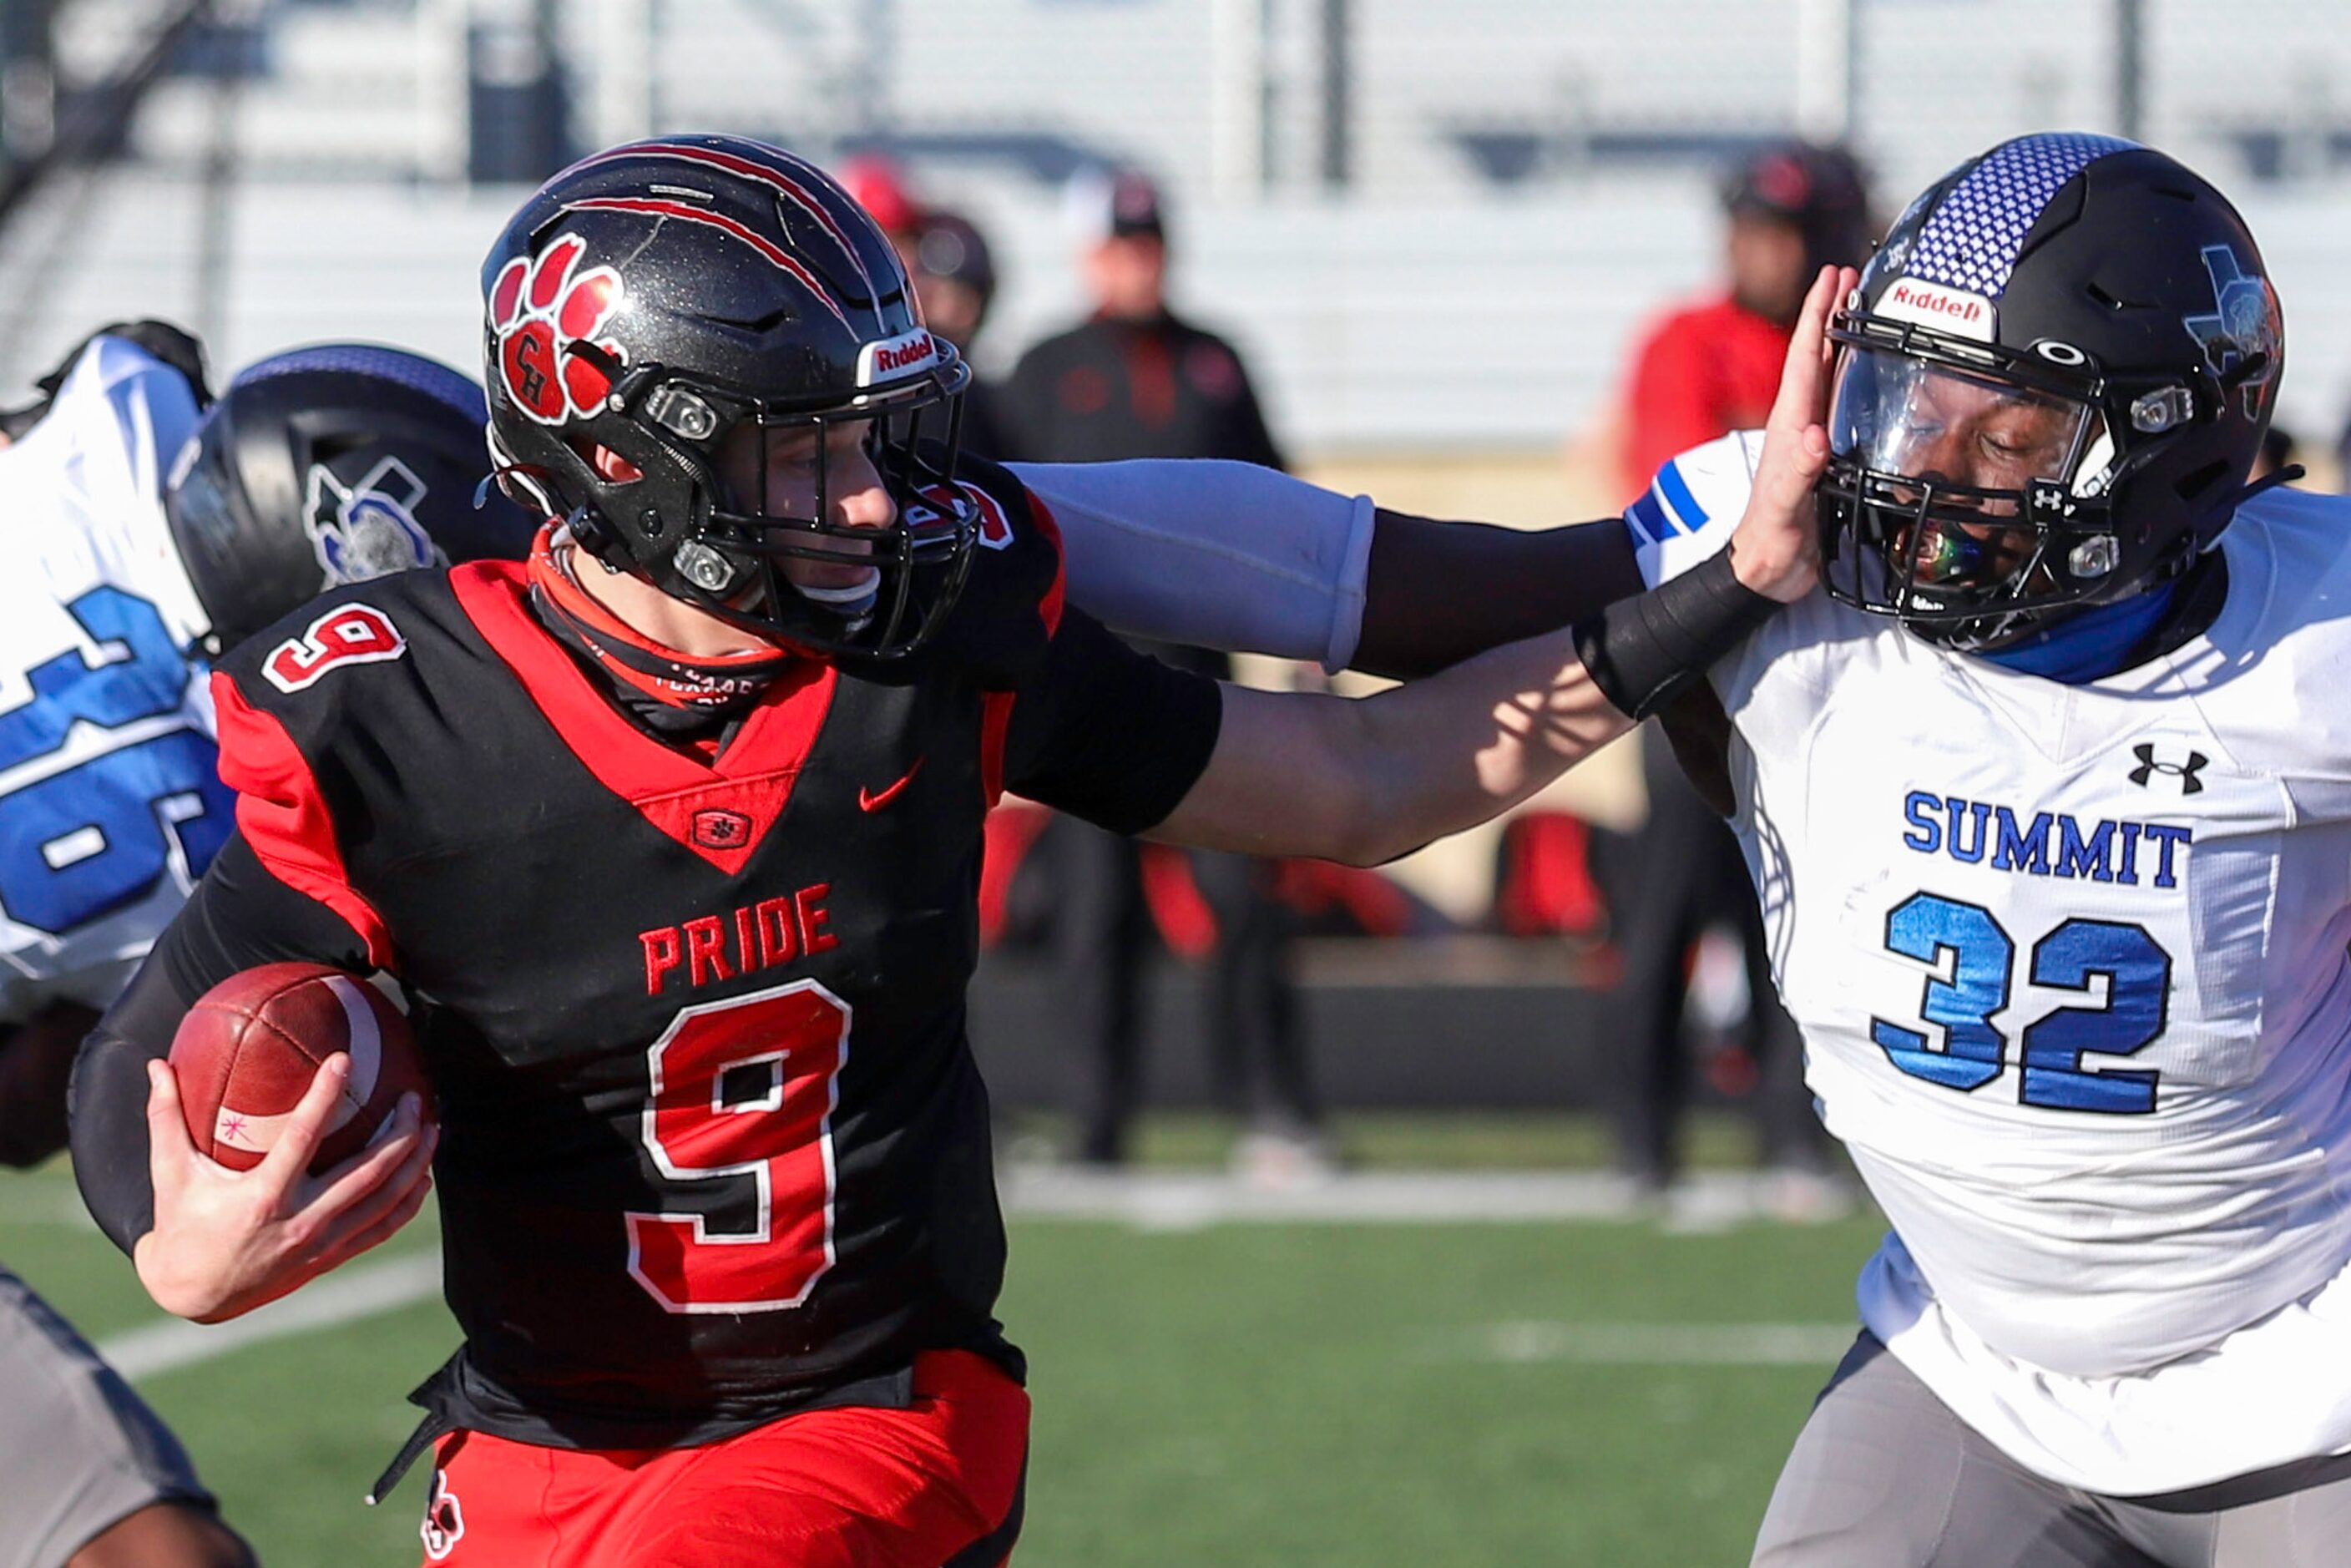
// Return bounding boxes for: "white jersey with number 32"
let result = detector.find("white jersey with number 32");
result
[0,336,215,1019]
[1634,432,2351,1495]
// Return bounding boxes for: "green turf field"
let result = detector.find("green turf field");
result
[2,1118,1882,1566]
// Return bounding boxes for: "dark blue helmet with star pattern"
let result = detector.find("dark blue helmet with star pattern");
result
[1819,134,2282,651]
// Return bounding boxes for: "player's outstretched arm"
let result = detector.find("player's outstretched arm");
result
[1016,449,1646,680]
[1028,266,1852,684]
[1150,265,1848,863]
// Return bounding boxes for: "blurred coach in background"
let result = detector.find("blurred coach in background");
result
[1601,141,1870,1211]
[999,169,1327,1182]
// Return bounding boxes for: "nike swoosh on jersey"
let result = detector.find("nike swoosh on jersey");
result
[858,757,924,812]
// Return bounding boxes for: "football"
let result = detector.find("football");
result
[169,962,431,1173]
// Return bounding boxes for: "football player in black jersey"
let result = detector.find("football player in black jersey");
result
[70,136,1838,1566]
[0,336,529,1568]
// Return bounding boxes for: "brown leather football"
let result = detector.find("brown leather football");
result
[168,962,431,1173]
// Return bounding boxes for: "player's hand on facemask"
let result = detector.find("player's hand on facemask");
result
[133,1055,437,1323]
[1727,264,1858,604]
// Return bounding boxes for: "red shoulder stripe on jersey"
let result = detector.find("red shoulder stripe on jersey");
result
[976,486,1072,809]
[209,674,395,969]
[565,199,852,330]
[447,561,837,875]
[979,691,1014,812]
[1022,488,1069,640]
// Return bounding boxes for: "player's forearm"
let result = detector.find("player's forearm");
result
[1012,458,1377,670]
[1338,629,1638,864]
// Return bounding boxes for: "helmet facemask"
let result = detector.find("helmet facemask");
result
[503,346,978,664]
[1818,317,2182,652]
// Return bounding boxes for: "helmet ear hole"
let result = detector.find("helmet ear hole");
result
[586,443,645,483]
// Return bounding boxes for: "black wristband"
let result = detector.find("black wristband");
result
[1570,549,1783,721]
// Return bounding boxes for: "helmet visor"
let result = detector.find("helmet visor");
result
[1828,347,2102,596]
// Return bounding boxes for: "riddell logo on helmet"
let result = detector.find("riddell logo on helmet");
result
[857,328,940,387]
[1879,278,1997,342]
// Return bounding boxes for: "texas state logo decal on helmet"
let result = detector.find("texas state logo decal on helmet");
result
[2184,244,2281,417]
[490,234,626,425]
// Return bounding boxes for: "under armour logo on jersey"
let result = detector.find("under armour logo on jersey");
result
[2129,744,2207,794]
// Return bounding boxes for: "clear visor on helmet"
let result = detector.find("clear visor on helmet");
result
[693,381,971,653]
[1828,347,2106,594]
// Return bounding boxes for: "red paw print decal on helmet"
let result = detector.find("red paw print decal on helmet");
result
[490,235,625,426]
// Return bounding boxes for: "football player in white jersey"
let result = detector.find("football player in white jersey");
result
[0,333,528,1568]
[1003,133,2346,1565]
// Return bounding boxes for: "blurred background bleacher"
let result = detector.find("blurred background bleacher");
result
[13,0,2351,450]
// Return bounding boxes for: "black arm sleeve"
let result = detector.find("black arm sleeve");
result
[1002,605,1225,836]
[69,834,372,1254]
[1356,513,1646,680]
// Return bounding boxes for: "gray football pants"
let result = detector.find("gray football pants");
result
[1753,1333,2351,1567]
[0,1265,214,1568]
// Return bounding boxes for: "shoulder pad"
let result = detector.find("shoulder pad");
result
[1625,432,1762,589]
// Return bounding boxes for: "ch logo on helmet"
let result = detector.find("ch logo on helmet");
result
[419,1469,464,1559]
[490,234,627,426]
[693,809,753,850]
[2182,245,2280,417]
[2129,743,2207,794]
[306,456,438,588]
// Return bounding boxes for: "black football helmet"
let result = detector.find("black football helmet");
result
[1818,134,2283,651]
[165,343,534,657]
[478,134,975,661]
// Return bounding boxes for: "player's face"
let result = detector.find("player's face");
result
[715,417,897,599]
[1830,349,2097,592]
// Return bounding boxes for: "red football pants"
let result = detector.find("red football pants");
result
[417,1350,1029,1567]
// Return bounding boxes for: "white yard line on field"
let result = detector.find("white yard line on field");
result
[1456,1319,1859,1368]
[0,1185,99,1227]
[70,1171,1865,1382]
[97,1253,443,1380]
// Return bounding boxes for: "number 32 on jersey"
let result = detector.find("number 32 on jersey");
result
[1872,892,2172,1115]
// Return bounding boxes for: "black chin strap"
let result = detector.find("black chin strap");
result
[2225,463,2304,513]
